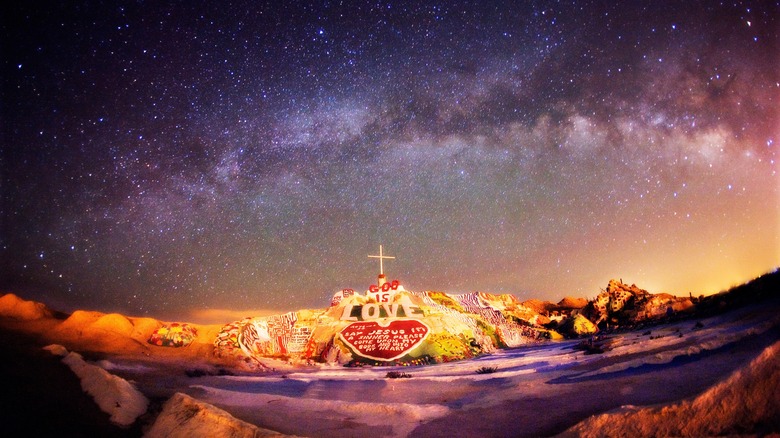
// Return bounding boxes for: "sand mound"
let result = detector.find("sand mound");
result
[557,296,588,309]
[0,293,54,320]
[61,310,104,328]
[53,311,156,354]
[562,340,780,437]
[521,299,551,314]
[91,313,134,336]
[39,307,214,357]
[129,317,162,339]
[146,392,290,437]
[59,311,136,335]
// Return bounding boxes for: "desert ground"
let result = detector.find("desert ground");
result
[1,275,778,437]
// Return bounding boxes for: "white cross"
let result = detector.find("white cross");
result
[368,244,395,275]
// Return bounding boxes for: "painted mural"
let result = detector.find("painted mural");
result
[330,288,355,307]
[449,292,550,347]
[148,323,197,347]
[214,317,252,358]
[213,281,559,366]
[339,320,429,361]
[236,311,319,358]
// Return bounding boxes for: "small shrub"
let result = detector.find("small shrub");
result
[185,368,208,378]
[385,371,412,379]
[186,367,235,377]
[217,368,234,376]
[475,366,498,374]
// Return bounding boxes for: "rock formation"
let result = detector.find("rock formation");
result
[577,279,695,332]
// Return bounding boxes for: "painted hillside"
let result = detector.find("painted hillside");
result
[0,278,703,369]
[213,282,560,367]
[210,277,710,367]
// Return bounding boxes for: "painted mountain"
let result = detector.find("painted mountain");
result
[214,284,560,367]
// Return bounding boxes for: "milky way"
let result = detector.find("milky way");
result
[2,1,778,319]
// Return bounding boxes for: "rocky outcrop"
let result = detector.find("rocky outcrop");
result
[579,280,695,330]
[557,313,598,336]
[145,392,290,437]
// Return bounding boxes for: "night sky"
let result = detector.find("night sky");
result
[2,1,778,321]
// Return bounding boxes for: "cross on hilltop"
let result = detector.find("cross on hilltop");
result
[368,244,395,276]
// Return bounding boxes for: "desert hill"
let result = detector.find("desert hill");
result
[521,296,589,315]
[519,298,549,314]
[0,293,54,320]
[557,296,589,309]
[0,294,228,367]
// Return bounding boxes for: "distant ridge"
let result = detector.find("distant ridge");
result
[0,293,54,320]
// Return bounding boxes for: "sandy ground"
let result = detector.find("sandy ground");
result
[1,293,779,437]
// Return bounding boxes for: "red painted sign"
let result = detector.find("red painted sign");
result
[368,279,400,293]
[369,280,401,303]
[330,288,355,307]
[339,320,429,361]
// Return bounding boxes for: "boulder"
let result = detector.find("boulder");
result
[559,313,599,336]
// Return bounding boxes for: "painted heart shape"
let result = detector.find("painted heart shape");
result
[339,319,429,361]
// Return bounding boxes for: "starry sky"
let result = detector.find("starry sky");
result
[2,1,778,321]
